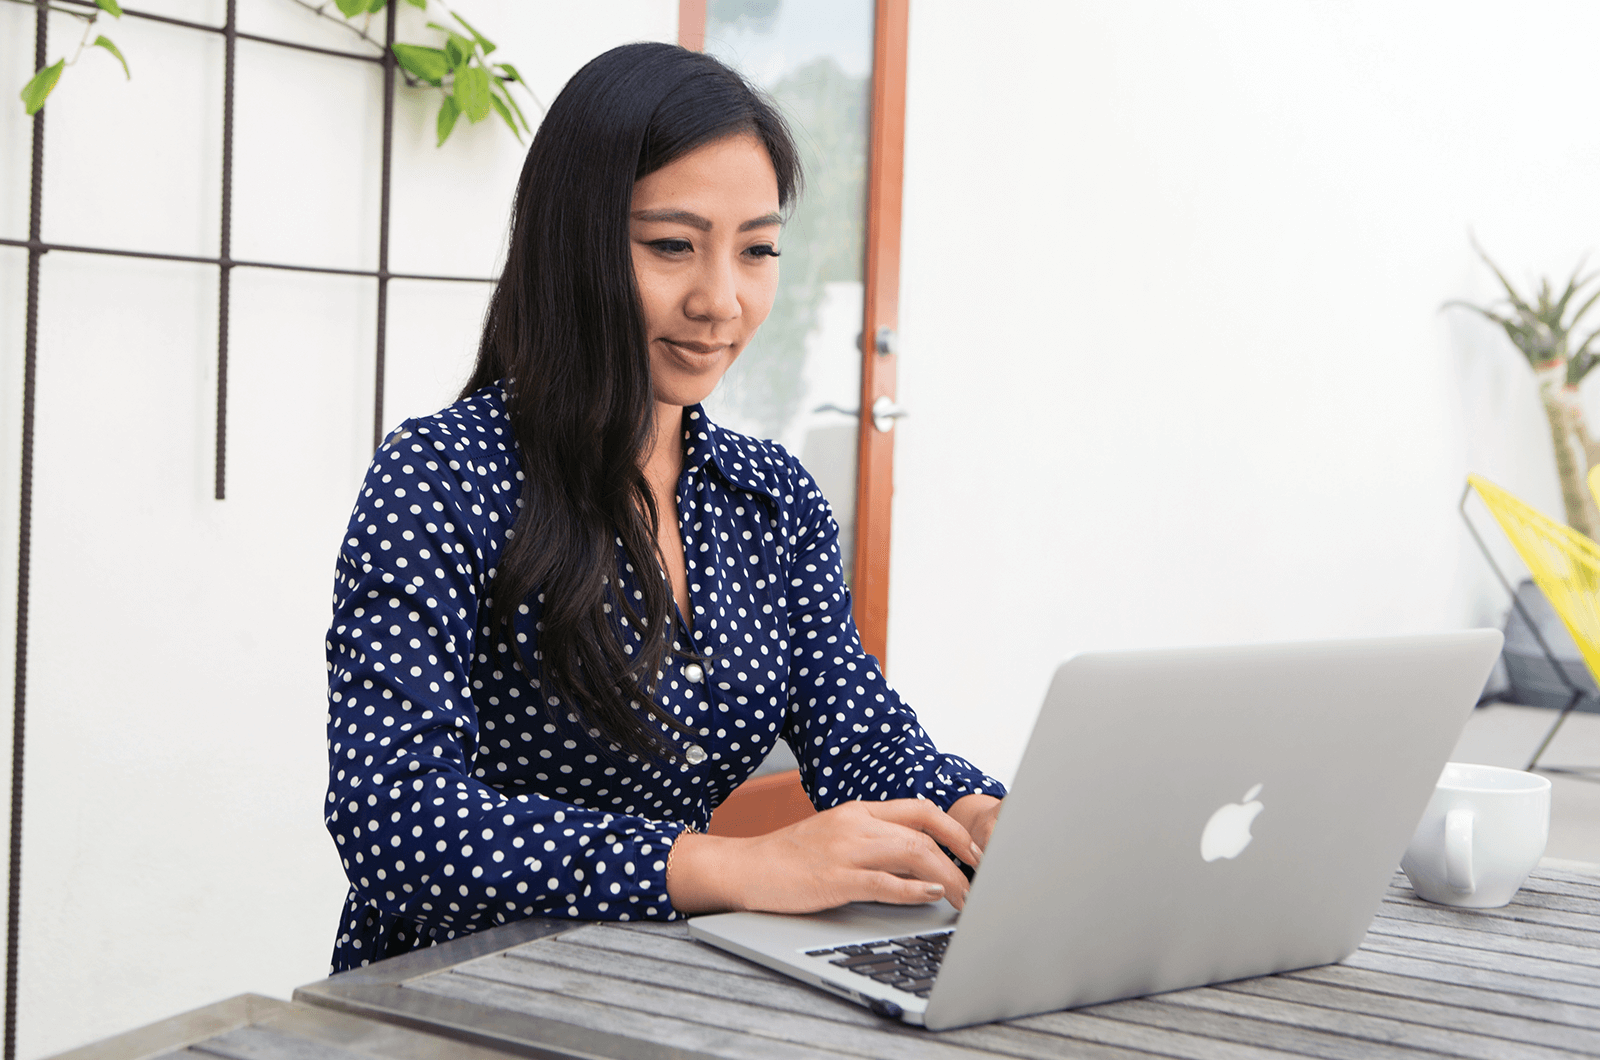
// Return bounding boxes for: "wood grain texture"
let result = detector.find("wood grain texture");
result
[851,0,910,665]
[281,868,1600,1060]
[409,970,866,1060]
[188,1026,378,1060]
[52,996,525,1060]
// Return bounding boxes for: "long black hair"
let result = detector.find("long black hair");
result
[460,42,802,759]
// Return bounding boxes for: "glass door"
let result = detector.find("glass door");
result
[683,0,905,665]
[697,0,874,585]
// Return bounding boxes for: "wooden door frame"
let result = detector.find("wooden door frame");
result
[680,0,908,670]
[677,0,706,51]
[852,0,907,670]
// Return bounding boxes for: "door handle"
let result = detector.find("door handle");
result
[812,396,909,434]
[869,395,908,433]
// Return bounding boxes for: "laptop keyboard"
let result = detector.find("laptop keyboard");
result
[805,930,953,998]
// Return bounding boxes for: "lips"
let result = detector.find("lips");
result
[661,339,730,356]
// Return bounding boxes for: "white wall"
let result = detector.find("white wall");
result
[4,0,1596,1051]
[888,2,1600,787]
[0,2,675,1056]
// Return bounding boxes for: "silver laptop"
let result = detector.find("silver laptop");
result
[689,630,1503,1030]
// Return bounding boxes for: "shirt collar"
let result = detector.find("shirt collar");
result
[680,405,783,504]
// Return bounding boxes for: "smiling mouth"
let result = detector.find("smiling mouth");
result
[662,339,730,355]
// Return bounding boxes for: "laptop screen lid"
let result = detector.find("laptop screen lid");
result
[688,631,1503,1030]
[922,629,1502,1029]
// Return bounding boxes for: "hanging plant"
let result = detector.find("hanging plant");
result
[1447,240,1600,538]
[16,0,129,116]
[15,0,541,147]
[316,0,540,145]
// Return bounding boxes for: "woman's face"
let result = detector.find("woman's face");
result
[630,133,782,409]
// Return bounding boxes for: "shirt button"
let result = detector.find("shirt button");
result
[684,744,707,765]
[685,663,704,683]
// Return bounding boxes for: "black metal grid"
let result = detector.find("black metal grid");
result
[1,2,498,1054]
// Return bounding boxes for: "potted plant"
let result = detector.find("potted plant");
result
[1447,242,1600,538]
[1449,243,1600,712]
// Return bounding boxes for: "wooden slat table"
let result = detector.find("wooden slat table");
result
[46,993,524,1060]
[294,866,1600,1060]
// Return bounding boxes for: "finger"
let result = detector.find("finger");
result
[971,819,996,852]
[849,868,953,907]
[970,804,1002,852]
[884,829,973,908]
[863,799,983,868]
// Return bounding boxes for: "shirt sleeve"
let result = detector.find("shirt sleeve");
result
[777,458,1007,812]
[324,424,688,937]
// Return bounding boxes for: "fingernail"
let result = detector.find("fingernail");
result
[970,842,984,864]
[925,883,945,898]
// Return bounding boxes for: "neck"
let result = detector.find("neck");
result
[644,401,685,495]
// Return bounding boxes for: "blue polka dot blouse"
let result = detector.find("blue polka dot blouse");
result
[324,384,1006,972]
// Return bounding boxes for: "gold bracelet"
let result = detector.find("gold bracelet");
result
[665,824,696,886]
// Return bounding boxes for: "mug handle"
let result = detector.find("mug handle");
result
[1445,807,1475,894]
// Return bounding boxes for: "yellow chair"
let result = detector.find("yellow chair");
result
[1463,474,1600,773]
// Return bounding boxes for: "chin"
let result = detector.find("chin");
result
[655,389,717,411]
[654,374,727,410]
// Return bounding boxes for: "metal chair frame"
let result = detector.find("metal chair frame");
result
[1460,480,1600,779]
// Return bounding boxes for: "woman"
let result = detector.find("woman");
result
[324,42,1004,972]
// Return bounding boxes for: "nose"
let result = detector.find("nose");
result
[685,253,740,323]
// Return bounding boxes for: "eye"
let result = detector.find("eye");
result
[745,244,781,259]
[647,238,693,255]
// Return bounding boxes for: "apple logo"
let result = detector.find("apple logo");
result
[1201,783,1264,862]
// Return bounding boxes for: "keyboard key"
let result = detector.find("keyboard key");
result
[816,929,954,998]
[831,953,902,969]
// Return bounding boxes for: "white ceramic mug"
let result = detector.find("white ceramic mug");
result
[1401,762,1551,908]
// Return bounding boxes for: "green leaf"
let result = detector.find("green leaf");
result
[404,0,426,7]
[334,0,366,17]
[1568,331,1600,381]
[489,90,521,141]
[391,43,448,85]
[367,0,387,12]
[454,63,491,123]
[19,59,63,116]
[94,0,123,16]
[436,94,460,146]
[1551,259,1591,320]
[92,36,129,80]
[450,11,496,55]
[495,76,531,132]
[496,61,524,84]
[1570,291,1600,335]
[444,31,471,69]
[1470,236,1533,315]
[1444,299,1544,365]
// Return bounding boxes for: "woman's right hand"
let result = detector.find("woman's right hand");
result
[665,799,982,915]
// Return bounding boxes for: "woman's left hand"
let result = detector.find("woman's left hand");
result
[948,793,1003,853]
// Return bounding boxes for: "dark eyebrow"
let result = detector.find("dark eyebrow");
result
[739,212,783,232]
[631,208,783,233]
[632,208,711,231]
